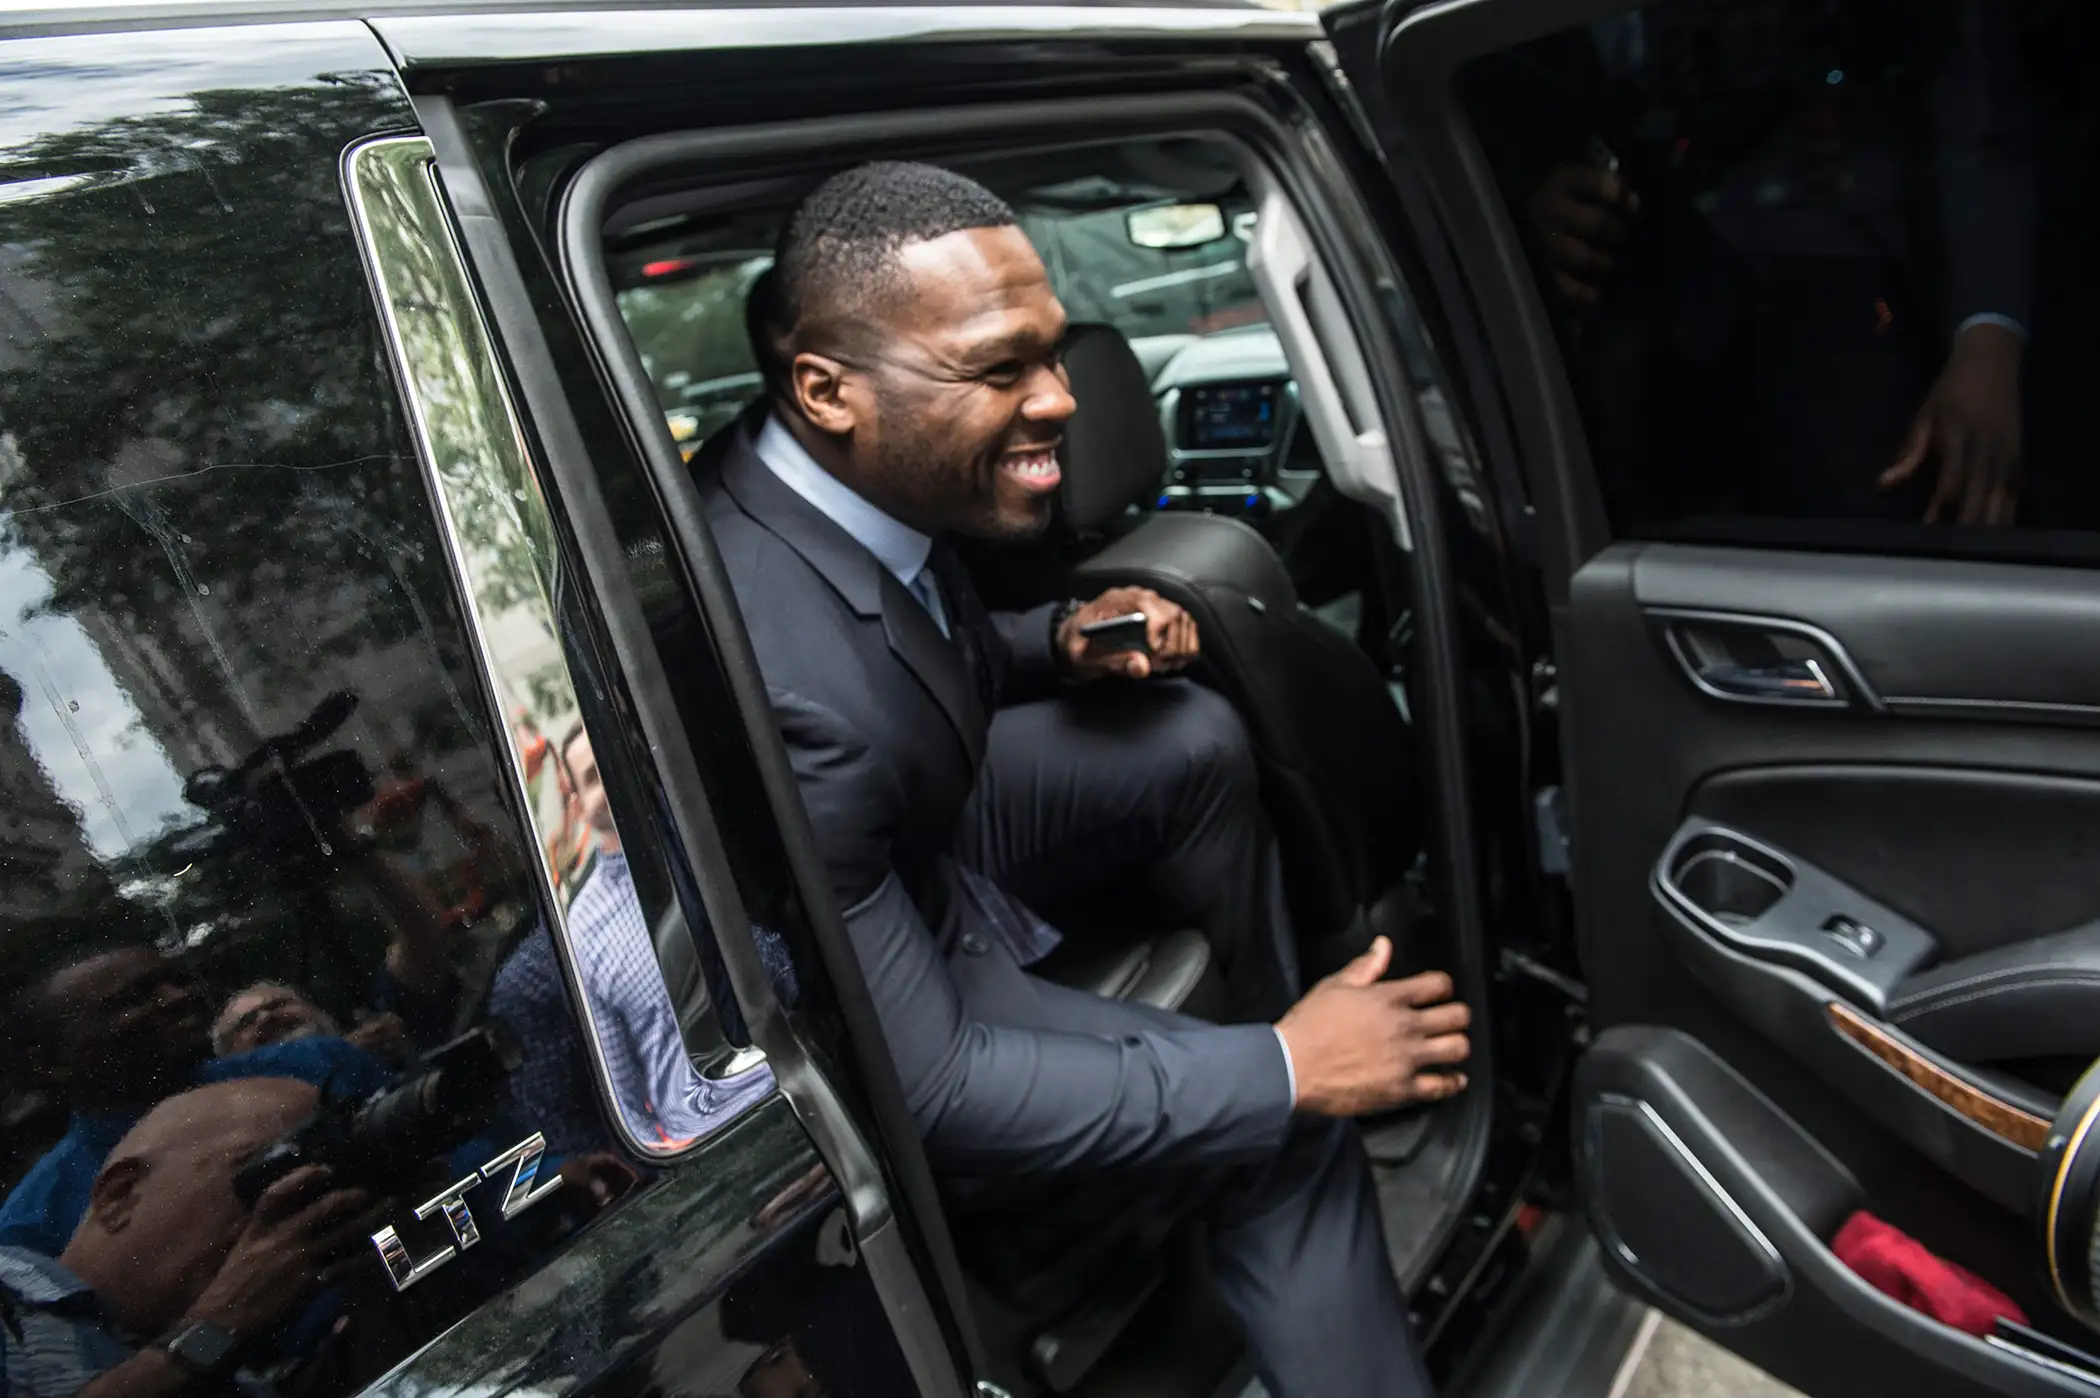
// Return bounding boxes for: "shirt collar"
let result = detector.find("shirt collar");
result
[752,413,932,590]
[0,1245,96,1307]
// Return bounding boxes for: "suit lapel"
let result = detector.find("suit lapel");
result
[878,569,986,767]
[713,426,987,767]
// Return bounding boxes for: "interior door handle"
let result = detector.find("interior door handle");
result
[1696,657,1836,702]
[1652,610,1880,712]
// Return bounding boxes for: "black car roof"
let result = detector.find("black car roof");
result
[2,0,1319,45]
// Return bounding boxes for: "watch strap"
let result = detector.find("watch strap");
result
[1049,599,1084,679]
[158,1320,241,1379]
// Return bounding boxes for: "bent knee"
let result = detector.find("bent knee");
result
[1165,680,1258,797]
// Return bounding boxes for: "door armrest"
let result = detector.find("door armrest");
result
[1889,923,2100,1065]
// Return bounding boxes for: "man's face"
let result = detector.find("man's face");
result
[44,948,211,1106]
[214,984,337,1057]
[76,1078,321,1331]
[563,731,615,836]
[817,225,1076,540]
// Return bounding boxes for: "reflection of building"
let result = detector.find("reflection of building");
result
[0,241,62,376]
[0,671,118,936]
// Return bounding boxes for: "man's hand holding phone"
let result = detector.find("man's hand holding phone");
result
[1057,586,1198,681]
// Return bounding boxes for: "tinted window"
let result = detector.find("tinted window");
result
[1462,0,2100,555]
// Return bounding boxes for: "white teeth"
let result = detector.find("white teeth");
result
[1003,451,1058,479]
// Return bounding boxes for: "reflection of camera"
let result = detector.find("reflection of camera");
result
[233,1024,523,1207]
[165,691,374,876]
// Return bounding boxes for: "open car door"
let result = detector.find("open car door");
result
[1324,0,2100,1393]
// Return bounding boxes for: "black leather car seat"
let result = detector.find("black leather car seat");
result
[1056,323,1425,965]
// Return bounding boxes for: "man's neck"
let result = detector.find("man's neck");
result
[56,1241,162,1338]
[771,409,936,538]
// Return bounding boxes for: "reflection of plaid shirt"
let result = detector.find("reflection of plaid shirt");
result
[489,929,602,1158]
[0,1247,273,1398]
[565,851,773,1147]
[0,1247,130,1398]
[491,846,797,1157]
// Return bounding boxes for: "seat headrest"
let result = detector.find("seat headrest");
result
[1058,323,1168,533]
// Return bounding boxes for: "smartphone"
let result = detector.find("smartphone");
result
[1079,611,1150,656]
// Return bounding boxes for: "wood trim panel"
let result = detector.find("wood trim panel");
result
[1826,1002,2051,1152]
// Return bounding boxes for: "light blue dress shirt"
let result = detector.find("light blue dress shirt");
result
[754,413,949,635]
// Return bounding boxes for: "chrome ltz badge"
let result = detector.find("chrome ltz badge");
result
[370,1131,563,1291]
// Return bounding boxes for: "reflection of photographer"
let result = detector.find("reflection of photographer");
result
[214,982,413,1070]
[171,691,373,885]
[172,692,482,1057]
[0,1078,387,1398]
[0,947,390,1257]
[231,1025,518,1208]
[1493,2,2037,527]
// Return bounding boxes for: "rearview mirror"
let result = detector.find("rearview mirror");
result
[1125,203,1228,251]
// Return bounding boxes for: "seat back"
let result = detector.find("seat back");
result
[1057,325,1423,955]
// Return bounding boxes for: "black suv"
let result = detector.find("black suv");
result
[6,3,2100,1397]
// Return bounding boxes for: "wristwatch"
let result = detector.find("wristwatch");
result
[1050,596,1083,667]
[158,1320,241,1379]
[1049,598,1085,679]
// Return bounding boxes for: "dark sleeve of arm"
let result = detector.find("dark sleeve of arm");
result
[1932,0,2037,334]
[990,602,1063,686]
[772,688,1295,1175]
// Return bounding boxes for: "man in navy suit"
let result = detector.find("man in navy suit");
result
[699,161,1469,1397]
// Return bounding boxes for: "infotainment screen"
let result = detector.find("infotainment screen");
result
[1182,383,1278,451]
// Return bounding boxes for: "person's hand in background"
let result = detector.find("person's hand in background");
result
[1881,321,2026,526]
[1525,161,1640,307]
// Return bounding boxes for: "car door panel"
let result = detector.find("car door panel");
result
[1329,0,2100,1382]
[1563,539,2100,1377]
[1576,1026,2093,1398]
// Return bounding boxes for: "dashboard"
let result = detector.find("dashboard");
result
[1140,324,1321,522]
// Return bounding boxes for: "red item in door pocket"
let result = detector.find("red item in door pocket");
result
[1832,1211,2027,1337]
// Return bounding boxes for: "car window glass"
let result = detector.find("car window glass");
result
[0,32,771,1398]
[618,254,772,458]
[1461,0,2100,558]
[1020,199,1266,345]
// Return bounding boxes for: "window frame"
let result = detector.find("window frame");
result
[550,79,1505,1317]
[344,133,777,1164]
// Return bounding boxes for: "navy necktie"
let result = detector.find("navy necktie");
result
[923,541,997,716]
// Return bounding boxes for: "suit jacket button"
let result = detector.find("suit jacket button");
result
[960,932,990,956]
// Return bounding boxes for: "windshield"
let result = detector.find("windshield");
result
[1021,201,1265,344]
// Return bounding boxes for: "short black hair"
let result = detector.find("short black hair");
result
[769,161,1016,364]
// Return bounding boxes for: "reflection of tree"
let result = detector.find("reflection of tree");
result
[0,71,532,1001]
[0,78,434,682]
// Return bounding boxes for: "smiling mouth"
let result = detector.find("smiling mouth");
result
[998,445,1062,494]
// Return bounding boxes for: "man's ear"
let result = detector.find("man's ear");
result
[790,352,860,437]
[85,1156,148,1235]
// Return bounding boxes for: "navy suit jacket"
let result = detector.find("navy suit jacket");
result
[697,422,1294,1179]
